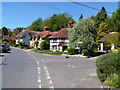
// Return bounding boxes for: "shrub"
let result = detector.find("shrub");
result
[40,41,50,50]
[96,52,120,88]
[29,46,34,49]
[23,47,27,50]
[17,46,23,49]
[82,49,88,56]
[67,48,76,55]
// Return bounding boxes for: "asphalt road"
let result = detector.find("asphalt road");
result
[1,47,101,88]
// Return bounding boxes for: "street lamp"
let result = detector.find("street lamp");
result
[78,42,82,55]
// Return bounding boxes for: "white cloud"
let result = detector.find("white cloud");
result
[1,0,119,2]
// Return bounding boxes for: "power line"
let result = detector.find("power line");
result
[31,2,81,16]
[67,0,113,14]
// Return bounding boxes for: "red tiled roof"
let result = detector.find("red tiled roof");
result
[49,28,69,38]
[3,35,15,39]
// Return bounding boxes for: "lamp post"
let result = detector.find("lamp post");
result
[78,41,82,55]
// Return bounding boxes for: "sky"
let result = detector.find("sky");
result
[1,1,119,30]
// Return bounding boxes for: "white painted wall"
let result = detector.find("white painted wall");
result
[22,34,31,45]
[50,38,69,52]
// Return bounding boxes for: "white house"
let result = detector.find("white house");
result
[49,21,73,52]
[30,26,57,48]
[99,32,119,51]
[16,29,37,46]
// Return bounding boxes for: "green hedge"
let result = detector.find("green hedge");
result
[67,48,76,55]
[96,52,120,88]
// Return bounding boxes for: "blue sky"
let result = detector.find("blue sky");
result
[2,2,118,30]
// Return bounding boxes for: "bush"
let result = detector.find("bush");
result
[17,46,23,49]
[40,41,50,50]
[29,46,34,49]
[96,52,120,88]
[67,48,76,55]
[82,49,88,56]
[11,43,16,47]
[23,47,27,50]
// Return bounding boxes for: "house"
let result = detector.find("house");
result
[49,21,73,52]
[30,26,57,48]
[16,29,37,46]
[99,32,119,51]
[3,35,15,40]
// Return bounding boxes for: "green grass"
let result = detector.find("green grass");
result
[33,50,61,56]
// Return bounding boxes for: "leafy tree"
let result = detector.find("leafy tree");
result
[2,27,9,35]
[94,7,108,29]
[68,19,97,50]
[79,14,83,21]
[28,18,43,31]
[40,41,50,50]
[43,13,75,32]
[13,27,24,36]
[96,22,109,44]
[107,9,120,32]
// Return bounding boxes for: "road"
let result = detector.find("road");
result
[1,47,101,88]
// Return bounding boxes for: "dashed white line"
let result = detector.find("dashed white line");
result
[26,52,42,88]
[38,79,41,83]
[47,75,51,80]
[44,65,54,88]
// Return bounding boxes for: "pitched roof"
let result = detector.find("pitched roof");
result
[49,28,69,38]
[36,31,58,39]
[100,32,119,42]
[16,29,37,39]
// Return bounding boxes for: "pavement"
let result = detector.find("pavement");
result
[1,47,101,88]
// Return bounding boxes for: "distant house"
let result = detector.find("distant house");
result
[16,29,37,46]
[3,35,15,40]
[49,21,73,52]
[99,32,119,51]
[30,26,57,48]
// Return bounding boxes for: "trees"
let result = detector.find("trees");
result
[2,27,13,36]
[107,9,120,32]
[96,22,109,44]
[68,19,97,50]
[79,14,83,21]
[27,18,43,31]
[2,27,9,35]
[93,7,108,29]
[12,27,24,36]
[43,13,75,32]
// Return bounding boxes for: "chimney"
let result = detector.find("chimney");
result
[68,21,74,28]
[44,26,49,31]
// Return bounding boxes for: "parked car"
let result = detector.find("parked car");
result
[4,44,11,51]
[0,44,11,52]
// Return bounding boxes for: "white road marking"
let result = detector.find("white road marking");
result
[38,79,41,83]
[26,52,42,88]
[38,84,42,88]
[43,65,54,88]
[37,66,41,70]
[38,71,41,75]
[37,61,39,63]
[49,85,54,88]
[67,64,79,68]
[47,75,51,80]
[44,66,47,70]
[49,80,53,85]
[27,51,54,88]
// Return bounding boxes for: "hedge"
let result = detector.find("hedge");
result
[96,52,120,88]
